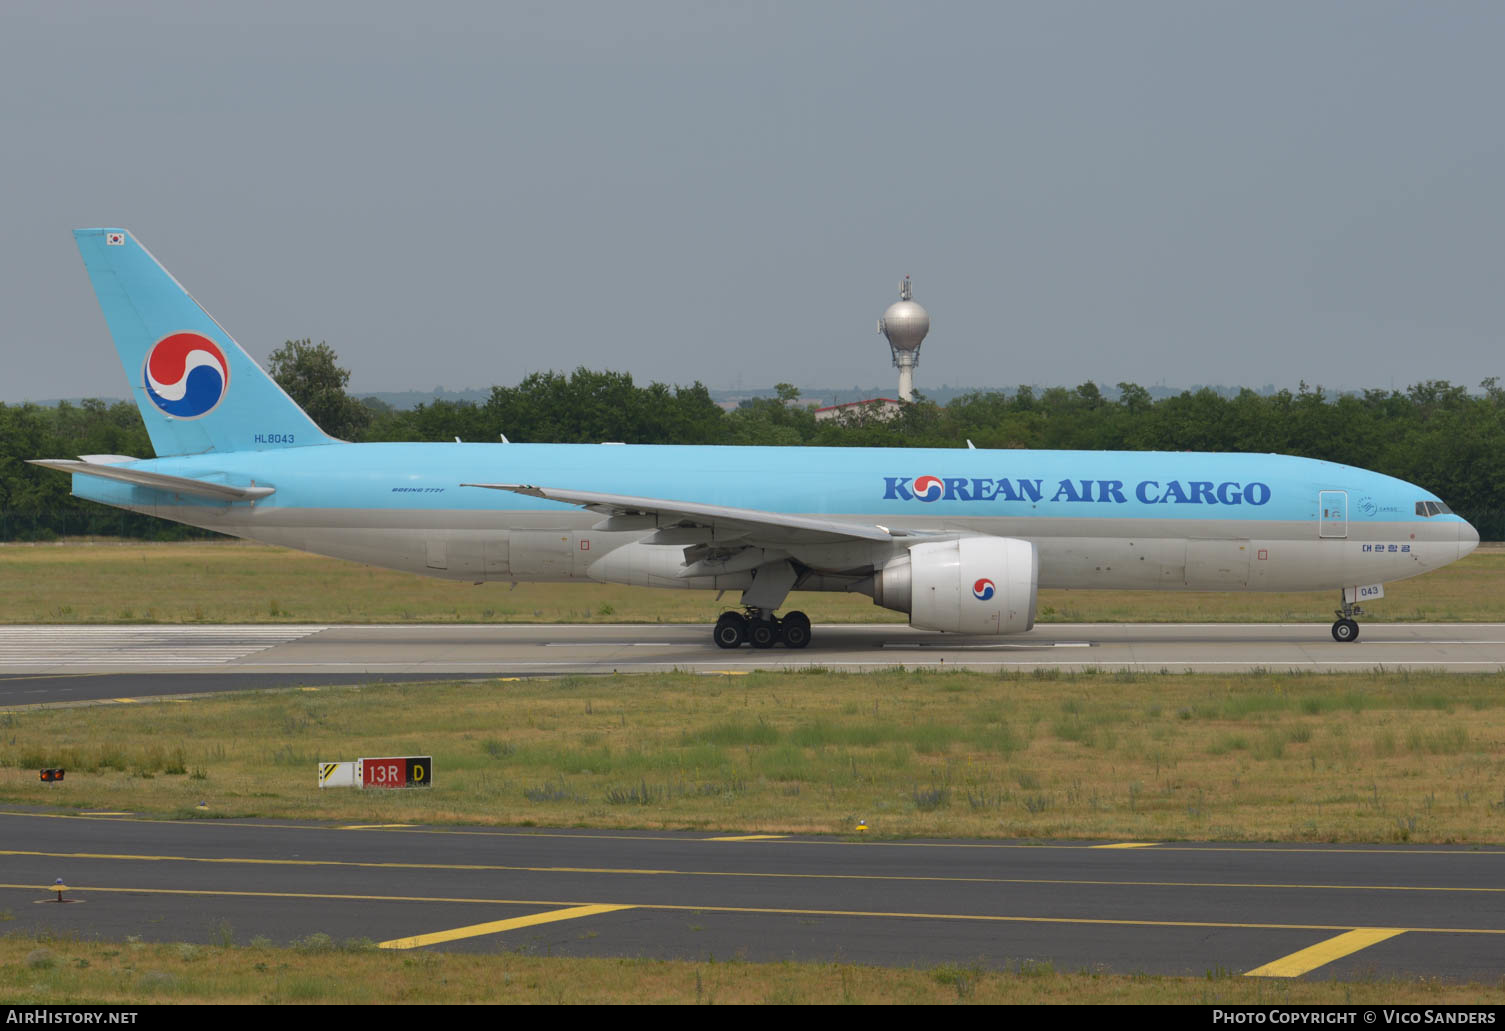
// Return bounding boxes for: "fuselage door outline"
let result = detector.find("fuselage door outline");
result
[1319,490,1348,539]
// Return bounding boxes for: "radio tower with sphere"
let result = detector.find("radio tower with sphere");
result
[878,276,930,402]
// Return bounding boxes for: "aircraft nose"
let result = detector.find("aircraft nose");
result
[1460,518,1480,559]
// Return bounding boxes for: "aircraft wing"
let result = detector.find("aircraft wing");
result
[462,483,902,545]
[29,459,276,503]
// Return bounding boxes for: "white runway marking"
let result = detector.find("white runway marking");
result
[0,626,327,666]
[1364,640,1505,646]
[883,641,1093,650]
[542,642,677,648]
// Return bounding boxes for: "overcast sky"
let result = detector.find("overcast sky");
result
[3,1,1502,401]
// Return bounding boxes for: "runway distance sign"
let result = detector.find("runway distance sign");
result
[357,756,432,789]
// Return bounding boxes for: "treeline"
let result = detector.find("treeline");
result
[4,369,1503,539]
[0,398,184,540]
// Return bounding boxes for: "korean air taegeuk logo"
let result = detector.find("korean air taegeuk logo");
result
[143,332,229,419]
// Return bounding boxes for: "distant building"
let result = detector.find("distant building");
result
[813,397,905,423]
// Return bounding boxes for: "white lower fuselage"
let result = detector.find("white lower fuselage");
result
[143,503,1472,596]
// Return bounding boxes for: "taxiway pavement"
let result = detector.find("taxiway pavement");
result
[3,810,1503,979]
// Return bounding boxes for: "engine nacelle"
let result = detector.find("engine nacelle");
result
[873,536,1038,634]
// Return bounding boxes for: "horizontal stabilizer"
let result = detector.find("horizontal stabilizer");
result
[29,459,275,502]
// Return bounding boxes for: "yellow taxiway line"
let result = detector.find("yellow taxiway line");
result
[6,848,1505,898]
[0,881,1497,941]
[1245,928,1408,977]
[707,835,790,842]
[7,811,1505,859]
[379,904,634,950]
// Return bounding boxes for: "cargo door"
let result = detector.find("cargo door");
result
[509,530,575,579]
[1185,539,1251,587]
[483,537,511,581]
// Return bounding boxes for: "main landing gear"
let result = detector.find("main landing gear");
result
[713,608,812,650]
[1332,592,1362,643]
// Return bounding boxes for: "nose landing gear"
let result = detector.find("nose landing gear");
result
[1332,592,1362,643]
[712,608,811,649]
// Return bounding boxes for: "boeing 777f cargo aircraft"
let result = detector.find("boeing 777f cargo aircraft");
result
[34,229,1480,649]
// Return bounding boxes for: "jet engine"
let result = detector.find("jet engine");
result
[872,536,1038,634]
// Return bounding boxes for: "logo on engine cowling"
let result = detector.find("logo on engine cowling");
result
[972,578,995,601]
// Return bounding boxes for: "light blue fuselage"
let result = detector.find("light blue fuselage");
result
[72,442,1477,595]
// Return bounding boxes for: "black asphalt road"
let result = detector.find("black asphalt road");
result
[3,810,1504,980]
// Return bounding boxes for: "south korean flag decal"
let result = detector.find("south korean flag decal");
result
[106,232,125,246]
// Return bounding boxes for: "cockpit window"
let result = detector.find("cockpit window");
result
[1415,501,1453,517]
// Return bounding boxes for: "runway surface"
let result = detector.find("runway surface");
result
[4,809,1504,979]
[0,623,1503,700]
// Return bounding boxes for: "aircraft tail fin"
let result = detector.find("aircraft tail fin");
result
[73,228,334,457]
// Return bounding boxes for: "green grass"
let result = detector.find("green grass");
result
[1,539,1501,624]
[6,669,1505,842]
[4,934,1504,1004]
